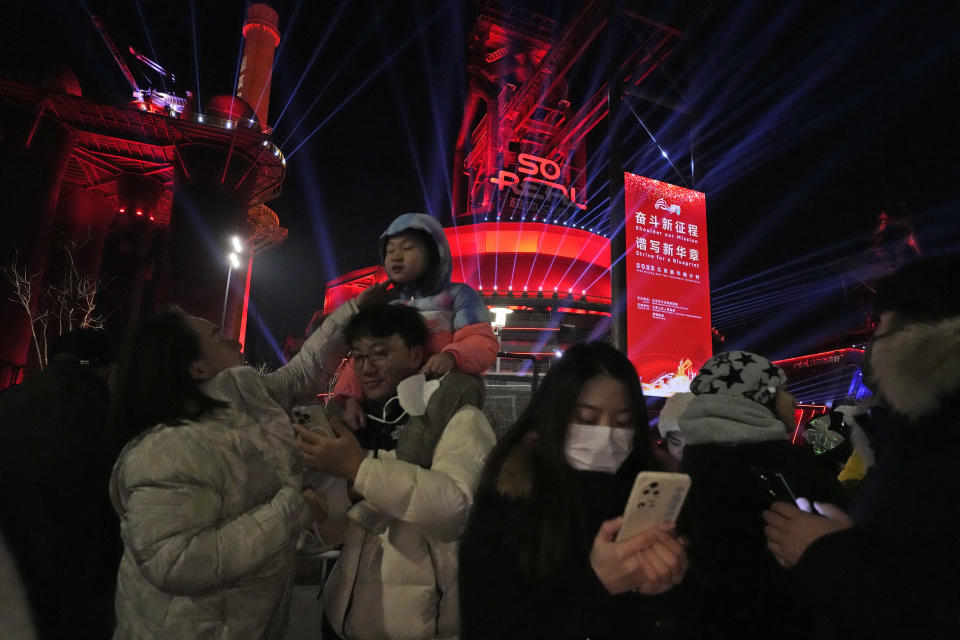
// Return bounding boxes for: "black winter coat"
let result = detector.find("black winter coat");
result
[0,359,120,639]
[793,405,960,637]
[677,440,845,639]
[787,315,960,637]
[459,447,680,640]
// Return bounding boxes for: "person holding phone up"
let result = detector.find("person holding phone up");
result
[675,351,844,639]
[458,342,688,640]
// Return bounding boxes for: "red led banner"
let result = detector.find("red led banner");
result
[624,173,712,397]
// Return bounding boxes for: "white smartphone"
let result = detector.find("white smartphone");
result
[616,471,691,542]
[292,404,336,438]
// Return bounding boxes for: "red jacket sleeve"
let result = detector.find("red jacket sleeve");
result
[441,322,499,374]
[329,363,362,404]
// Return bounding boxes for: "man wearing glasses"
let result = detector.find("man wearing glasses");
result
[296,303,496,640]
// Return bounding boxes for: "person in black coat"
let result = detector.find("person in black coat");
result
[674,350,845,638]
[0,330,120,639]
[764,255,960,638]
[459,342,689,640]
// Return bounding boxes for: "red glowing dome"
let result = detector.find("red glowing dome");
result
[40,63,82,97]
[204,95,260,126]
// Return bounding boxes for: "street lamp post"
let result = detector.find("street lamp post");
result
[221,236,244,331]
[489,307,512,373]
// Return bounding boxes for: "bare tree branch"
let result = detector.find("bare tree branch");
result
[2,229,107,369]
[2,252,45,366]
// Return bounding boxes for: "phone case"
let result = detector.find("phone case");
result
[616,471,691,542]
[292,404,335,438]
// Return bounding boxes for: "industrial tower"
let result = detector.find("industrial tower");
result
[0,3,288,385]
[322,1,687,373]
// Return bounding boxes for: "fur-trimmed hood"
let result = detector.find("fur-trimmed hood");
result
[495,442,537,500]
[868,316,960,420]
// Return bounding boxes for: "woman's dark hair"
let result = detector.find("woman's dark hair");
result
[344,303,428,349]
[109,309,227,450]
[476,341,657,581]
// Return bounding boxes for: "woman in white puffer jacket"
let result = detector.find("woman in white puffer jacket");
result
[109,300,356,639]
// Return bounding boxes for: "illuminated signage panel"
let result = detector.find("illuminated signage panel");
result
[490,153,586,218]
[624,173,711,397]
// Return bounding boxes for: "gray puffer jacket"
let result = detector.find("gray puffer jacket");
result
[111,408,312,639]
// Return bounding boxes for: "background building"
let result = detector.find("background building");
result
[0,4,287,387]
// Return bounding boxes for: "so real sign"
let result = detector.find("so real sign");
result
[624,173,712,397]
[490,153,587,213]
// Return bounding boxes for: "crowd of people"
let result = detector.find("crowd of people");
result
[0,215,957,639]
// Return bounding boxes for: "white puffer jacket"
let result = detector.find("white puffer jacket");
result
[111,408,312,639]
[111,300,356,639]
[319,405,496,640]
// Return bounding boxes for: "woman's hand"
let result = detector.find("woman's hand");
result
[763,498,853,568]
[355,281,394,309]
[589,517,688,595]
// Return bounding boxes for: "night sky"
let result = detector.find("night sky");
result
[2,1,957,365]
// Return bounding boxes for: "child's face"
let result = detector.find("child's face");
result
[384,232,430,285]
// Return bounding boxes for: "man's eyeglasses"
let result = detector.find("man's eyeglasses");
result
[348,348,391,369]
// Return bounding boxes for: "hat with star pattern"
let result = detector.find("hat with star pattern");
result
[689,350,787,405]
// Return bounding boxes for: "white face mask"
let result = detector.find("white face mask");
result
[564,424,634,473]
[396,373,441,416]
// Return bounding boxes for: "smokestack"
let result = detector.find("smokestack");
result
[237,3,280,129]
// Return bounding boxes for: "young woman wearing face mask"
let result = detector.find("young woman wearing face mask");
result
[458,342,689,640]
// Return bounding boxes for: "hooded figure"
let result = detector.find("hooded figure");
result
[332,213,498,402]
[764,255,960,638]
[676,351,844,639]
